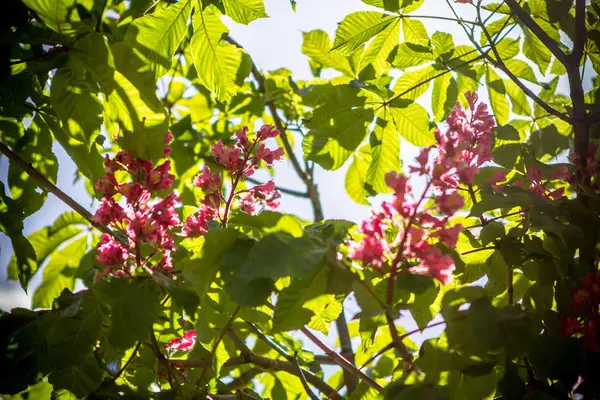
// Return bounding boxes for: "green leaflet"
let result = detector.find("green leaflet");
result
[95,279,161,350]
[73,32,168,161]
[272,264,343,335]
[302,30,355,77]
[48,354,103,397]
[401,17,428,46]
[190,10,252,102]
[486,66,510,126]
[365,119,400,194]
[387,100,434,146]
[392,64,437,101]
[50,55,103,150]
[32,236,88,309]
[20,0,91,39]
[431,73,458,122]
[221,0,268,25]
[345,145,372,204]
[7,113,58,217]
[7,219,83,292]
[124,0,192,81]
[331,12,397,55]
[360,19,401,75]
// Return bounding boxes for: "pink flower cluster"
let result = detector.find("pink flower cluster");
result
[94,133,179,276]
[182,125,284,237]
[559,272,600,352]
[348,92,496,285]
[570,143,599,181]
[166,329,197,353]
[486,165,569,200]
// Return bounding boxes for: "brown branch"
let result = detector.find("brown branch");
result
[0,141,124,244]
[221,368,262,392]
[461,246,496,256]
[210,391,260,400]
[299,327,384,393]
[503,0,568,65]
[9,46,69,65]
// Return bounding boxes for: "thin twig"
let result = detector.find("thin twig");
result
[461,246,496,255]
[221,368,262,392]
[246,176,309,197]
[291,353,320,400]
[106,342,142,387]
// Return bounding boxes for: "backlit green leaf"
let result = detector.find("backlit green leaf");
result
[332,12,397,55]
[222,0,268,24]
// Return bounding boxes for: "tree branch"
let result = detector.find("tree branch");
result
[0,141,124,244]
[221,368,262,393]
[503,0,568,65]
[299,327,384,393]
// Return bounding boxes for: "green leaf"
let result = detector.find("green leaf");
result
[301,30,354,77]
[331,12,397,55]
[365,119,400,194]
[505,79,531,117]
[50,56,103,150]
[504,59,539,84]
[480,221,505,246]
[523,30,552,75]
[237,232,328,279]
[493,38,520,59]
[392,65,436,101]
[124,0,192,81]
[32,236,87,309]
[345,145,372,204]
[7,113,58,217]
[152,272,200,316]
[273,264,342,334]
[20,0,89,39]
[190,11,252,102]
[497,360,527,400]
[392,43,436,69]
[401,17,428,46]
[468,297,503,350]
[486,67,510,126]
[360,19,401,75]
[73,32,168,161]
[229,211,304,238]
[470,189,534,217]
[49,354,103,397]
[95,279,161,350]
[388,101,434,146]
[183,228,240,295]
[7,223,82,292]
[222,0,268,24]
[432,32,455,58]
[432,73,457,122]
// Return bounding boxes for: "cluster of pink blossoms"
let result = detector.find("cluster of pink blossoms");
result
[94,133,178,276]
[559,272,600,352]
[486,165,569,200]
[348,92,496,284]
[181,125,284,237]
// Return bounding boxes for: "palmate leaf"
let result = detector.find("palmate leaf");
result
[124,0,192,81]
[392,43,436,69]
[50,55,103,150]
[365,119,400,194]
[331,12,397,55]
[190,10,252,102]
[221,0,268,25]
[32,236,88,309]
[73,32,168,161]
[361,0,425,13]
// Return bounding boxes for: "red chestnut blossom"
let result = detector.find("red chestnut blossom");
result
[486,171,507,193]
[93,132,180,277]
[559,272,600,352]
[96,234,128,267]
[348,92,495,285]
[184,125,285,235]
[166,329,197,353]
